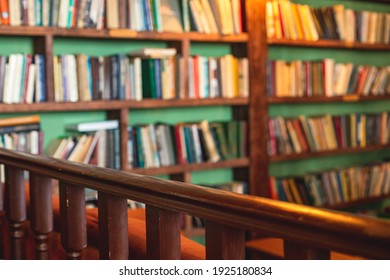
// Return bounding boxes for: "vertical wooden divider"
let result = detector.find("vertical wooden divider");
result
[98,192,129,259]
[4,166,26,260]
[246,0,269,197]
[205,221,245,260]
[284,240,330,260]
[107,108,129,171]
[146,205,181,260]
[29,174,53,260]
[33,35,55,102]
[59,181,87,260]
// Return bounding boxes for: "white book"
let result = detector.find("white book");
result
[9,0,21,26]
[58,0,70,28]
[230,0,242,34]
[66,55,79,102]
[209,57,218,98]
[89,0,100,27]
[28,0,36,26]
[128,48,177,58]
[12,54,24,104]
[25,64,36,104]
[130,0,140,30]
[29,130,40,155]
[188,57,195,98]
[189,0,205,33]
[200,0,218,34]
[106,0,119,29]
[96,0,106,30]
[133,57,143,101]
[66,120,119,132]
[42,0,50,26]
[3,55,17,104]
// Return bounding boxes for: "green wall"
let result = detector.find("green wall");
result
[269,0,390,178]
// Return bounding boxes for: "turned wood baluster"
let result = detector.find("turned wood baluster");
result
[146,205,181,260]
[59,182,87,260]
[29,174,53,260]
[98,192,128,259]
[284,240,330,260]
[4,166,26,260]
[205,221,245,260]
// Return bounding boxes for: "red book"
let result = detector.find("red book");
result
[277,3,285,38]
[193,56,200,99]
[0,0,10,25]
[174,124,185,164]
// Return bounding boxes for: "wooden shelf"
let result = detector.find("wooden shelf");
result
[0,98,248,113]
[267,38,390,51]
[268,95,390,104]
[271,144,390,163]
[0,26,248,43]
[126,158,249,176]
[327,194,390,210]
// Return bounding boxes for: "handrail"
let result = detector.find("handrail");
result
[0,148,390,259]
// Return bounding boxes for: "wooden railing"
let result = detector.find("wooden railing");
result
[0,148,390,260]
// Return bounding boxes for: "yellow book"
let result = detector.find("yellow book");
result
[53,55,60,102]
[288,178,303,204]
[266,1,275,38]
[360,114,366,148]
[232,56,239,97]
[301,4,319,41]
[272,0,283,39]
[325,114,338,150]
[291,3,304,40]
[0,115,40,127]
[350,114,357,148]
[340,170,349,202]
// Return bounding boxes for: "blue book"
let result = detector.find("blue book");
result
[35,0,43,26]
[19,55,26,102]
[38,55,46,102]
[86,56,93,100]
[61,55,68,101]
[202,57,209,98]
[143,0,154,31]
[154,59,162,99]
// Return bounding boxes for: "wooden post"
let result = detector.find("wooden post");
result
[98,192,129,259]
[59,182,87,260]
[284,240,330,260]
[29,174,53,260]
[205,221,245,260]
[5,166,26,260]
[146,205,181,260]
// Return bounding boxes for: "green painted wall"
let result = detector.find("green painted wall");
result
[269,0,390,179]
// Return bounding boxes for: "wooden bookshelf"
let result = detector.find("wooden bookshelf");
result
[328,194,390,211]
[267,38,390,51]
[0,98,248,113]
[268,95,390,104]
[271,144,390,163]
[0,26,248,43]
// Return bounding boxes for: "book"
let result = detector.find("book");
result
[65,120,119,132]
[128,48,177,58]
[160,0,183,32]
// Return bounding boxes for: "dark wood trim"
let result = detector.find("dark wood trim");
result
[268,38,390,51]
[0,98,248,113]
[268,95,390,104]
[327,194,390,210]
[271,144,390,163]
[126,158,249,176]
[247,0,269,196]
[0,26,248,42]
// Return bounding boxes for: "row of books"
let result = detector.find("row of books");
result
[46,119,121,170]
[51,51,248,103]
[268,113,390,156]
[0,54,46,104]
[0,115,43,183]
[266,0,390,44]
[267,60,390,97]
[128,120,247,169]
[269,161,390,207]
[0,0,243,35]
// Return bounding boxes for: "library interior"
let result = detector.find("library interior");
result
[0,0,389,260]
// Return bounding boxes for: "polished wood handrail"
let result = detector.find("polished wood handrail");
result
[0,148,390,259]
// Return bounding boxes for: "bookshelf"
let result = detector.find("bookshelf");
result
[0,1,252,202]
[257,0,390,210]
[0,0,389,214]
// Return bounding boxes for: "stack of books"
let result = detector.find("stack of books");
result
[128,120,247,169]
[266,0,390,44]
[267,59,390,97]
[269,161,390,207]
[0,54,46,104]
[268,112,390,156]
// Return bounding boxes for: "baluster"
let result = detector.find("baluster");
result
[29,174,53,260]
[284,240,330,260]
[4,166,26,260]
[98,192,128,259]
[146,205,181,260]
[205,221,245,260]
[59,182,87,260]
